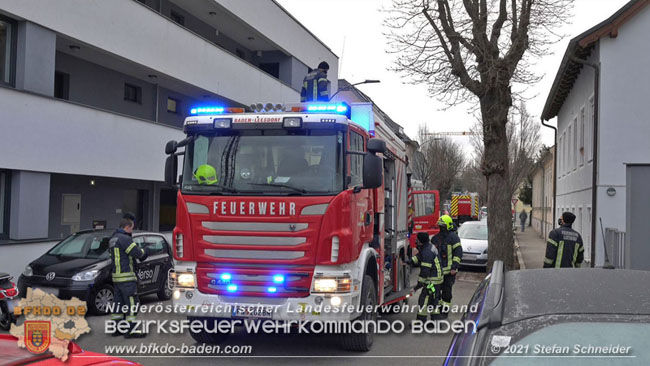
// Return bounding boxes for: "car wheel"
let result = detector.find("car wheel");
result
[188,317,230,344]
[157,277,173,301]
[89,284,114,315]
[341,275,377,351]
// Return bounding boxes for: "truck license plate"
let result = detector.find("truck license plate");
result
[231,305,273,319]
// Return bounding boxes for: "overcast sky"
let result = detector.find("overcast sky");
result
[277,0,629,157]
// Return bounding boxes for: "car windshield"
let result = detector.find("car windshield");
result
[488,321,650,365]
[48,232,111,259]
[458,224,488,240]
[181,130,344,195]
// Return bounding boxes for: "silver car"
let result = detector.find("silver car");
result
[458,221,488,268]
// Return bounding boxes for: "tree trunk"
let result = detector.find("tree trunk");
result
[481,89,515,271]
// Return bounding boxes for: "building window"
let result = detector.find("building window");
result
[572,117,577,170]
[167,97,179,113]
[259,63,280,78]
[124,83,142,104]
[579,107,585,166]
[54,71,70,100]
[0,170,10,239]
[0,15,16,86]
[349,131,365,187]
[588,96,594,162]
[170,10,185,26]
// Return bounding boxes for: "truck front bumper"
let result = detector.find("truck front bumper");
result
[172,289,362,321]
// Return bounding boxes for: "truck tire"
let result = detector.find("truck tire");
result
[188,317,230,344]
[341,275,377,352]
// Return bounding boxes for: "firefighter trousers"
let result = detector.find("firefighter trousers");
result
[440,274,456,316]
[416,285,441,322]
[111,281,141,334]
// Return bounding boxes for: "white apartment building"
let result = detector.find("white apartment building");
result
[541,0,650,267]
[0,0,337,241]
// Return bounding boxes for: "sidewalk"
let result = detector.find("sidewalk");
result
[515,227,547,269]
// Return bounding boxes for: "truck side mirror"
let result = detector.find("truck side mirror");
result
[165,140,178,155]
[367,138,386,154]
[363,153,382,189]
[164,155,178,187]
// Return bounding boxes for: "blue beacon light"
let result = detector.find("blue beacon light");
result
[226,284,237,292]
[273,275,285,283]
[190,106,225,115]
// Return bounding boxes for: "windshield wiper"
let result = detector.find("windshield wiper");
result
[247,182,307,193]
[185,184,238,193]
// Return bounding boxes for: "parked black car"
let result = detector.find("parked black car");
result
[18,229,174,314]
[444,262,650,365]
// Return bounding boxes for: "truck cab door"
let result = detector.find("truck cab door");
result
[412,191,440,238]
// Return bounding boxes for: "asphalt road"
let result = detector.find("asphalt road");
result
[2,269,486,366]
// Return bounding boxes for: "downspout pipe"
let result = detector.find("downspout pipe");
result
[571,56,600,267]
[540,117,557,230]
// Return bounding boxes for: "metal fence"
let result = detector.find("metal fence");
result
[605,228,626,268]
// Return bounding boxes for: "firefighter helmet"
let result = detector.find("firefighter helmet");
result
[194,164,218,185]
[437,215,454,231]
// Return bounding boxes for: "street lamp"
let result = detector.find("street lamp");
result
[329,79,380,101]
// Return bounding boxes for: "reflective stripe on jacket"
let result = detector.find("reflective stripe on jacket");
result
[432,231,463,274]
[544,224,584,268]
[300,70,329,102]
[109,229,147,282]
[410,242,443,285]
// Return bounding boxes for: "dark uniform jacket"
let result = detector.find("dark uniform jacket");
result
[432,230,463,275]
[300,70,329,102]
[410,242,443,287]
[544,224,584,268]
[109,229,147,283]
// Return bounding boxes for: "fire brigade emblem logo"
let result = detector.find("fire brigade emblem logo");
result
[25,321,51,354]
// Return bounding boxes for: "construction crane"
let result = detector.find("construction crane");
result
[423,131,479,139]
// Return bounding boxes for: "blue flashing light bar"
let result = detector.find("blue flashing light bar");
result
[273,275,285,283]
[267,287,277,293]
[226,284,238,292]
[220,273,232,281]
[307,104,348,114]
[190,106,224,115]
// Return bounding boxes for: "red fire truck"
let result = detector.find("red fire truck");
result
[450,192,480,225]
[408,186,440,247]
[164,102,415,351]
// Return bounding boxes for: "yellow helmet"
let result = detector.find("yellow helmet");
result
[437,215,454,231]
[194,164,218,185]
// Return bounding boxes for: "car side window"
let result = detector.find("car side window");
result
[133,236,146,249]
[144,236,166,255]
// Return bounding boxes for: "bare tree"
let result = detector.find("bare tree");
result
[417,126,466,201]
[412,125,436,188]
[385,0,570,269]
[471,102,542,197]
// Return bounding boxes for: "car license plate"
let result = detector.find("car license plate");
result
[463,254,477,261]
[231,305,273,319]
[33,287,59,296]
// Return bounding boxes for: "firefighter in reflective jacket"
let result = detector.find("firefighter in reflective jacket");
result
[544,211,584,268]
[406,232,443,322]
[300,61,330,102]
[109,216,148,338]
[431,215,462,319]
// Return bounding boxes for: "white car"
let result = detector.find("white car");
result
[458,221,488,268]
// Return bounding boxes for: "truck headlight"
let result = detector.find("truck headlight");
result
[177,273,196,288]
[72,270,99,281]
[23,266,33,277]
[313,276,352,293]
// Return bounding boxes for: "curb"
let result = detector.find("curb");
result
[514,234,526,270]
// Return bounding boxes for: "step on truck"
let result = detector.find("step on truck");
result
[164,102,417,351]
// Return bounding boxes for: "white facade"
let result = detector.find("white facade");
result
[0,0,338,240]
[550,3,650,266]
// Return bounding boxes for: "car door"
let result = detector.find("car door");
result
[131,236,149,293]
[140,235,169,294]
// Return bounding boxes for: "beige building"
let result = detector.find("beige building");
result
[530,147,555,237]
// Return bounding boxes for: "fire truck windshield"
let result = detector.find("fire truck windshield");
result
[181,130,344,195]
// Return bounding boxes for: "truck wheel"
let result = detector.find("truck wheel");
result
[341,275,377,352]
[188,317,230,344]
[89,284,114,315]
